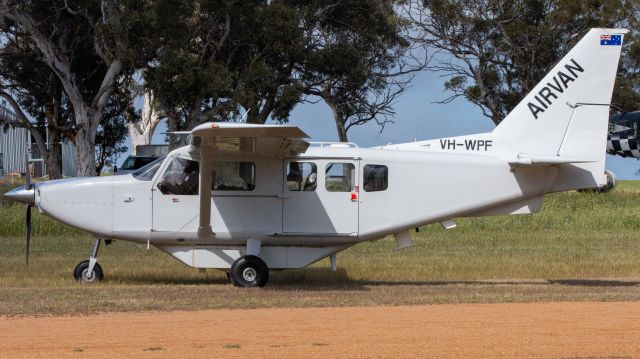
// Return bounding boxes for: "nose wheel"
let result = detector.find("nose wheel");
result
[74,239,104,283]
[73,260,103,283]
[230,255,269,287]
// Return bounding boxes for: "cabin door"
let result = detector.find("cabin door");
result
[282,159,359,235]
[151,156,200,236]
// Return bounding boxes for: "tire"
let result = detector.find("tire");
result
[73,260,104,283]
[229,255,269,288]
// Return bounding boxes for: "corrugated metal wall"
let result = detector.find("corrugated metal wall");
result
[62,141,76,177]
[0,125,28,176]
[1,106,77,178]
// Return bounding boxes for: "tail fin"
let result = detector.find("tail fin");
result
[493,28,627,189]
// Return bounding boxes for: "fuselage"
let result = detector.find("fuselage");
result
[29,142,558,247]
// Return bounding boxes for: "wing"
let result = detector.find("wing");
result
[190,122,310,158]
[190,122,310,239]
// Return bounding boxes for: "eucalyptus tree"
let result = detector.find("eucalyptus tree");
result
[1,0,154,175]
[145,0,306,145]
[146,0,423,143]
[408,0,640,125]
[296,0,426,142]
[0,33,70,179]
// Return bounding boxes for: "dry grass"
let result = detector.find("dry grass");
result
[0,179,639,315]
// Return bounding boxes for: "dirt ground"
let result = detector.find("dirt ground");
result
[1,302,640,358]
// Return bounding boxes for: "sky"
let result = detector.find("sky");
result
[136,68,640,180]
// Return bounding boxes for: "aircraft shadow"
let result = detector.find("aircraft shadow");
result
[348,278,640,288]
[105,271,640,288]
[546,279,640,287]
[267,277,640,290]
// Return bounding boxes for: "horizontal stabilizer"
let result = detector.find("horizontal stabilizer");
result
[508,154,594,166]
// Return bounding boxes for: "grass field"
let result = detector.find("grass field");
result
[1,180,640,315]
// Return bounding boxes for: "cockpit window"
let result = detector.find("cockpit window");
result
[157,157,200,195]
[132,155,166,181]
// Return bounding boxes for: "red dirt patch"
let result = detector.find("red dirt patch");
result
[1,302,640,358]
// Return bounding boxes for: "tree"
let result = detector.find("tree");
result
[145,0,307,140]
[144,0,237,138]
[95,99,128,174]
[1,0,153,175]
[298,0,426,142]
[146,0,423,143]
[409,0,640,125]
[0,35,69,179]
[126,88,164,155]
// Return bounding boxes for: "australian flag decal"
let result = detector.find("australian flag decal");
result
[600,34,622,46]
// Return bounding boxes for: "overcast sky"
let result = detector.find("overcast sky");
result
[138,69,640,180]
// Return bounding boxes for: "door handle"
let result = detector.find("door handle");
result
[124,195,134,202]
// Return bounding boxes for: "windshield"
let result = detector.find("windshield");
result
[121,156,158,171]
[132,155,166,181]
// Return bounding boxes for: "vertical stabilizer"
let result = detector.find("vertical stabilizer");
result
[493,28,627,189]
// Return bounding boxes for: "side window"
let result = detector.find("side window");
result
[325,163,355,192]
[287,162,317,191]
[363,165,388,192]
[212,162,255,191]
[157,157,199,195]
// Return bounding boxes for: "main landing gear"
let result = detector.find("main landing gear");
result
[229,255,269,288]
[73,239,104,283]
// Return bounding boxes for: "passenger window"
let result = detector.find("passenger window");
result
[363,165,388,192]
[287,162,317,191]
[325,163,354,192]
[212,162,255,191]
[157,157,199,195]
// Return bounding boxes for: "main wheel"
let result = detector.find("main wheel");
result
[230,255,269,288]
[73,260,104,283]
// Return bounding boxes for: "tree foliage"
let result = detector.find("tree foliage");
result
[409,0,640,125]
[297,0,425,141]
[146,0,421,143]
[95,94,129,174]
[1,0,154,175]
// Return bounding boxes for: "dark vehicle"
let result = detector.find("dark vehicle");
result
[116,155,161,175]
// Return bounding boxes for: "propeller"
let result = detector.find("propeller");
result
[24,149,32,266]
[25,204,31,266]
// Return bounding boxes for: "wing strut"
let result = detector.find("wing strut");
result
[197,145,214,239]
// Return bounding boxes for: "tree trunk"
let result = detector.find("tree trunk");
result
[325,98,349,142]
[44,79,63,179]
[0,91,59,178]
[74,110,98,176]
[26,128,49,178]
[127,123,151,156]
[45,128,62,179]
[166,110,181,150]
[128,91,163,155]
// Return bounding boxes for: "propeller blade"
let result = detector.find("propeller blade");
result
[25,204,31,266]
[25,149,32,190]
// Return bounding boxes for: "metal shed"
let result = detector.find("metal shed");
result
[0,106,76,178]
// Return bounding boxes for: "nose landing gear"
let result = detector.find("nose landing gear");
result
[73,239,104,283]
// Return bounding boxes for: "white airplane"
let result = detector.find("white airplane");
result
[4,28,627,287]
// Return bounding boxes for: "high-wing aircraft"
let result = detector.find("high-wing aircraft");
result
[4,28,627,287]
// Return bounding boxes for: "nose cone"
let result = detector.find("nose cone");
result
[4,185,35,205]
